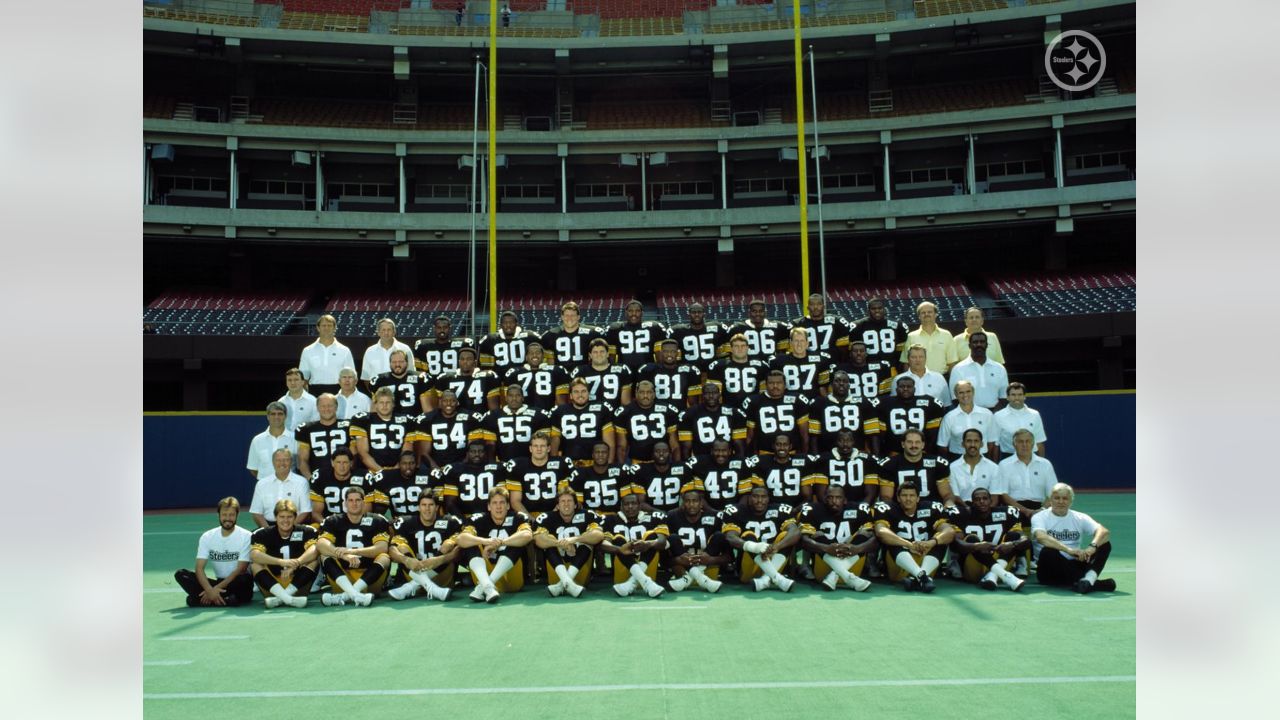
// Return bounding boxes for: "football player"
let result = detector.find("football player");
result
[720,482,802,592]
[541,301,605,368]
[548,378,616,465]
[295,393,351,478]
[376,451,435,519]
[316,485,392,607]
[875,428,956,506]
[533,488,605,597]
[807,370,881,454]
[770,326,833,402]
[875,375,945,456]
[678,381,747,459]
[415,389,484,471]
[873,481,957,592]
[667,302,726,373]
[742,370,811,455]
[664,489,731,593]
[454,487,535,603]
[414,314,474,376]
[503,341,570,411]
[606,300,668,372]
[476,383,551,463]
[704,333,769,410]
[685,439,748,512]
[809,428,879,506]
[725,299,786,362]
[435,439,503,517]
[744,434,818,508]
[371,349,431,415]
[950,487,1028,591]
[386,492,460,601]
[850,297,907,369]
[350,387,419,475]
[426,346,501,413]
[625,441,688,513]
[477,310,537,377]
[634,340,703,407]
[614,381,682,464]
[837,339,895,400]
[572,441,626,516]
[506,430,577,520]
[786,293,851,361]
[308,447,369,522]
[601,490,668,598]
[249,499,319,608]
[797,484,876,591]
[571,337,633,407]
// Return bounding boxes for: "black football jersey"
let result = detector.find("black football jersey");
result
[370,372,431,414]
[769,351,835,401]
[462,510,533,542]
[477,329,537,376]
[685,454,748,511]
[837,360,897,400]
[850,316,909,366]
[250,523,318,560]
[535,508,604,542]
[744,453,816,506]
[664,510,724,554]
[571,364,634,406]
[294,419,351,464]
[548,401,615,462]
[606,320,669,372]
[378,468,437,517]
[634,363,703,405]
[319,512,392,549]
[414,336,476,376]
[742,393,811,453]
[876,396,946,454]
[392,514,463,558]
[786,316,852,358]
[503,364,570,411]
[431,369,501,411]
[667,322,727,372]
[873,500,958,542]
[477,406,552,462]
[416,409,483,468]
[719,502,796,544]
[953,504,1023,544]
[607,510,668,544]
[349,412,417,469]
[807,395,881,452]
[613,402,681,463]
[678,404,747,457]
[503,456,577,516]
[309,467,375,516]
[435,460,504,516]
[571,464,626,513]
[541,326,605,368]
[725,319,787,362]
[625,461,690,512]
[704,357,770,409]
[874,454,951,502]
[809,448,879,502]
[797,501,875,544]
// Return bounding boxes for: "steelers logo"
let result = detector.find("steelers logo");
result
[1045,30,1106,92]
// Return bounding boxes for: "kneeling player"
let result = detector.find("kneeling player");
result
[249,499,320,608]
[951,487,1029,592]
[797,485,876,592]
[721,482,801,593]
[664,489,732,593]
[454,487,534,603]
[602,490,668,598]
[386,493,460,601]
[533,488,605,598]
[873,482,957,593]
[316,486,392,607]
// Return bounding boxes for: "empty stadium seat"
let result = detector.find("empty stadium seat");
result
[988,271,1136,317]
[144,291,308,335]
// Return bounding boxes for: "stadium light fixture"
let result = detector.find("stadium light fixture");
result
[648,152,668,166]
[778,147,799,162]
[434,230,444,238]
[522,230,532,238]
[926,216,936,223]
[618,154,639,167]
[759,224,769,232]
[358,230,368,237]
[182,225,192,233]
[1017,209,1027,216]
[1102,202,1112,210]
[598,229,608,237]
[267,227,277,235]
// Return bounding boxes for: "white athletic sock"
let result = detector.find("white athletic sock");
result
[283,583,298,596]
[920,555,940,576]
[687,566,711,588]
[894,551,924,577]
[990,559,1016,585]
[468,557,494,590]
[554,564,576,586]
[268,583,291,601]
[409,569,441,592]
[352,578,368,594]
[756,555,783,582]
[629,562,651,583]
[334,574,359,599]
[824,555,857,584]
[490,555,515,585]
[1083,569,1098,585]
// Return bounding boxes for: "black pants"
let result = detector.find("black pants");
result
[545,545,593,568]
[958,531,1029,567]
[1036,542,1112,587]
[175,569,254,607]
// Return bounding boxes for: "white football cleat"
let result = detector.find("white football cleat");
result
[613,581,635,597]
[668,575,692,592]
[752,576,772,592]
[321,592,347,607]
[264,596,282,609]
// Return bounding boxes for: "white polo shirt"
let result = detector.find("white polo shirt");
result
[278,391,318,434]
[249,472,313,521]
[937,405,996,454]
[337,390,372,420]
[947,455,1001,502]
[893,369,952,406]
[246,427,299,478]
[993,404,1047,454]
[361,340,416,382]
[196,526,252,579]
[299,338,355,386]
[948,357,1008,410]
[1031,508,1100,560]
[994,454,1058,503]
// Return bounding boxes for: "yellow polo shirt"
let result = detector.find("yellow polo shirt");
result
[901,326,957,375]
[953,328,1006,365]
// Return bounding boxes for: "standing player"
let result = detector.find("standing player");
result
[476,384,551,463]
[427,346,501,413]
[541,301,605,369]
[838,339,896,400]
[370,349,431,414]
[634,340,703,407]
[744,434,819,508]
[454,487,535,603]
[770,327,834,401]
[415,389,484,471]
[720,483,802,592]
[386,493,459,602]
[601,492,668,598]
[572,338,634,407]
[1031,483,1117,594]
[249,499,320,608]
[295,393,350,478]
[606,300,668,373]
[664,489,732,593]
[548,378,616,465]
[350,387,419,475]
[809,428,879,506]
[951,487,1028,591]
[725,299,787,363]
[477,310,537,378]
[414,314,474,377]
[506,430,577,520]
[797,484,876,591]
[173,497,253,607]
[677,381,746,459]
[875,375,946,455]
[625,441,688,513]
[533,488,605,597]
[685,439,749,512]
[503,341,570,410]
[873,482,958,592]
[850,297,907,370]
[667,302,726,373]
[742,371,812,455]
[316,486,391,607]
[436,439,504,517]
[614,381,682,464]
[704,333,769,410]
[875,428,956,506]
[787,293,852,361]
[807,370,881,454]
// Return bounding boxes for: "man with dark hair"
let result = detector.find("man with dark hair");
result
[677,381,746,459]
[788,293,852,361]
[725,299,787,363]
[370,349,431,414]
[174,497,254,607]
[742,370,811,455]
[548,378,616,465]
[614,380,682,464]
[503,340,570,410]
[436,439,504,517]
[386,493,459,602]
[427,346,501,413]
[506,430,577,520]
[685,439,748,512]
[876,375,945,455]
[667,302,726,373]
[249,499,320,608]
[798,484,876,591]
[634,340,703,407]
[873,481,957,592]
[415,389,484,471]
[850,297,908,369]
[951,487,1028,592]
[541,301,605,368]
[455,487,535,603]
[476,383,552,463]
[624,441,689,513]
[875,427,955,506]
[316,485,391,607]
[351,387,419,476]
[993,382,1047,457]
[308,447,370,522]
[838,339,896,400]
[807,370,880,454]
[572,441,627,516]
[720,482,802,592]
[533,488,605,597]
[743,434,818,508]
[948,332,1008,411]
[414,314,474,376]
[704,333,769,410]
[377,451,434,519]
[572,337,633,407]
[278,367,319,434]
[809,427,879,506]
[664,489,732,593]
[601,491,669,598]
[299,314,354,397]
[478,310,538,377]
[606,300,668,372]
